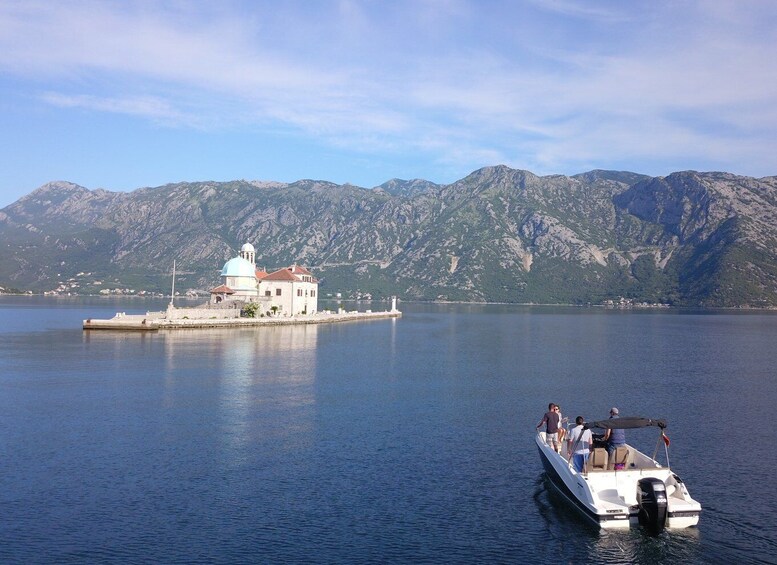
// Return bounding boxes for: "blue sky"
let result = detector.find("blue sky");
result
[1,0,776,206]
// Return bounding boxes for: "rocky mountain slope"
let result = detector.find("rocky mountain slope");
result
[2,166,777,306]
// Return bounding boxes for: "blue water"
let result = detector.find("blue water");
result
[1,297,776,564]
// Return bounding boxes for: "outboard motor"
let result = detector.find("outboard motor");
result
[637,477,668,534]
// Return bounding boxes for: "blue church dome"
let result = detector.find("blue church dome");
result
[221,257,256,278]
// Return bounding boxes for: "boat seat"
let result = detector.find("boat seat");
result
[608,446,629,470]
[588,448,608,472]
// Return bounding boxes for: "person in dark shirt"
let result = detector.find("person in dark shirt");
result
[536,402,561,453]
[604,406,626,456]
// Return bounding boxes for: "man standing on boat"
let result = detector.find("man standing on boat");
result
[604,407,626,455]
[567,416,593,472]
[536,403,561,453]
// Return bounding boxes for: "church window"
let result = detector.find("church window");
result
[276,288,282,296]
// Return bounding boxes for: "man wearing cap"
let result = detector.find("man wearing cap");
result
[604,407,625,456]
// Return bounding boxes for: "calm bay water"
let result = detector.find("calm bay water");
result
[1,296,776,564]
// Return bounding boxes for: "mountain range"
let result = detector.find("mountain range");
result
[2,165,777,307]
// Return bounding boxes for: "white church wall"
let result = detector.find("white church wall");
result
[167,308,241,320]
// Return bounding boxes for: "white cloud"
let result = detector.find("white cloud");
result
[526,0,631,23]
[39,92,194,126]
[1,0,776,179]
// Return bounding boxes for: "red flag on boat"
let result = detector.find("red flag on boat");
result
[662,433,670,446]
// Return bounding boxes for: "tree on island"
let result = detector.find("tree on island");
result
[241,302,259,318]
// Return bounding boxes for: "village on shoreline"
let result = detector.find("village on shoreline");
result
[4,288,772,312]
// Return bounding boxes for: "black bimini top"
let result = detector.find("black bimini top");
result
[586,417,667,430]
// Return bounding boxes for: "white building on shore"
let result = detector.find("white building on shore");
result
[210,243,318,315]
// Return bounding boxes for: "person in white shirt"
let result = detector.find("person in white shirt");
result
[567,416,593,473]
[555,405,568,444]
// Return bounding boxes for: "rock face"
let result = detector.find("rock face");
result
[2,167,777,307]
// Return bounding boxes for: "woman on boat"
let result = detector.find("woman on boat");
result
[555,405,568,444]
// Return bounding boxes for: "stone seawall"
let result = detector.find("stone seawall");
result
[157,310,400,328]
[163,307,241,320]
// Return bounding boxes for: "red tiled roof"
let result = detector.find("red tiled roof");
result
[263,268,300,282]
[210,284,235,294]
[255,269,268,280]
[289,264,314,276]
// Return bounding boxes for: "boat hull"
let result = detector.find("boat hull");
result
[537,440,631,528]
[536,432,700,530]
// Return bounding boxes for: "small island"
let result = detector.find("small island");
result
[83,242,401,331]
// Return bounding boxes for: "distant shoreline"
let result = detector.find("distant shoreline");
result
[2,292,776,311]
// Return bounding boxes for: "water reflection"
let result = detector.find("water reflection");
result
[82,325,320,465]
[166,326,318,453]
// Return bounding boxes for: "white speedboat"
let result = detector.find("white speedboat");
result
[536,417,701,533]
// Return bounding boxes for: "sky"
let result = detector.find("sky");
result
[1,0,776,206]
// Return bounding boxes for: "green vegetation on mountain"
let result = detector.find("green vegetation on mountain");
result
[2,167,777,307]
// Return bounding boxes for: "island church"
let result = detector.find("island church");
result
[210,243,318,315]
